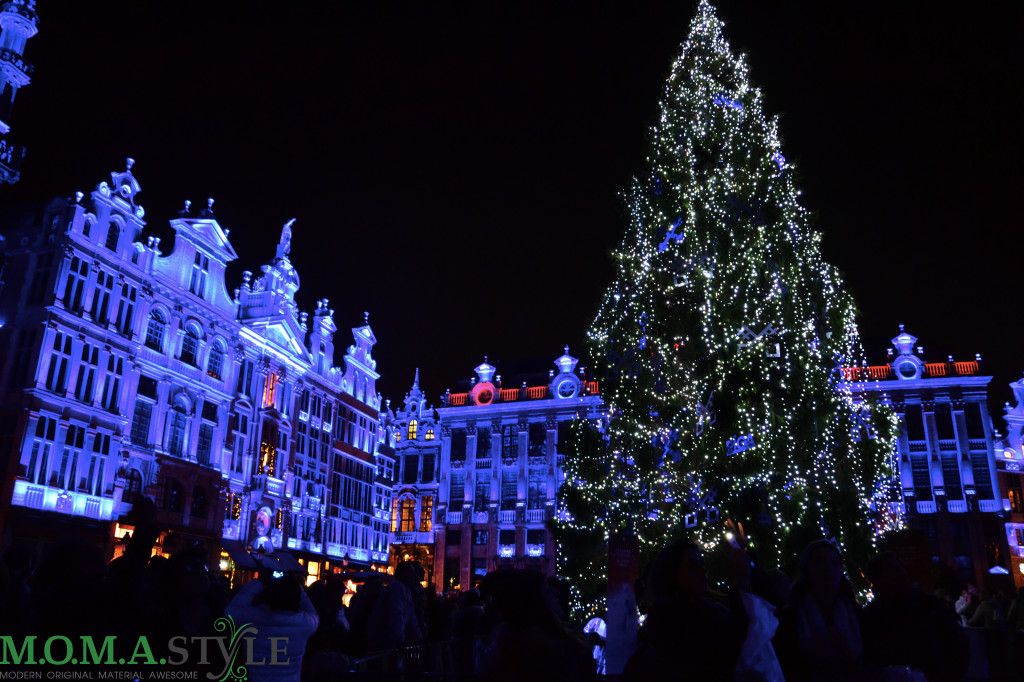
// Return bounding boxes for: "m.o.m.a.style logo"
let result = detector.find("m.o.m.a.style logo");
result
[0,617,291,682]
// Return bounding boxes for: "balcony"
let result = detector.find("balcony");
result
[446,511,463,524]
[938,440,957,451]
[498,544,515,558]
[968,439,987,451]
[916,501,937,514]
[979,499,1002,513]
[526,544,544,557]
[948,500,968,513]
[526,509,545,523]
[498,510,515,525]
[475,458,491,470]
[472,511,488,524]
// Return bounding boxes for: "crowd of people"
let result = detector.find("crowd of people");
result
[0,503,1022,682]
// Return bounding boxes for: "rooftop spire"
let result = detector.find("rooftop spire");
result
[413,367,420,389]
[277,218,294,260]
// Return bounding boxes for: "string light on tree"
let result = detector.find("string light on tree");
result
[552,0,900,620]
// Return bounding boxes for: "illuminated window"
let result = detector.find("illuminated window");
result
[399,497,416,533]
[263,373,278,408]
[180,327,199,366]
[258,442,277,477]
[145,310,166,351]
[207,343,224,380]
[276,508,283,530]
[425,427,434,441]
[420,496,433,532]
[408,420,417,440]
[1009,488,1023,514]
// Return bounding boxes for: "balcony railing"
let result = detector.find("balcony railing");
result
[498,510,515,524]
[446,511,462,524]
[475,458,491,470]
[938,440,957,451]
[0,48,33,74]
[978,499,1002,513]
[969,439,987,451]
[526,509,545,523]
[948,500,968,513]
[916,501,937,514]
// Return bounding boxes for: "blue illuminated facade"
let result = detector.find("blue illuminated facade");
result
[847,326,1006,586]
[385,350,604,592]
[0,161,394,576]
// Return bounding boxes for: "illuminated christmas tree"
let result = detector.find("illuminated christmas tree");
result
[554,0,898,616]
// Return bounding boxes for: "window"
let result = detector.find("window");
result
[123,469,143,505]
[115,284,136,337]
[204,343,224,380]
[84,433,110,496]
[474,471,490,512]
[499,530,515,546]
[130,401,152,446]
[145,310,166,351]
[1008,479,1023,513]
[73,344,100,404]
[258,441,277,477]
[527,529,545,545]
[476,428,491,458]
[421,453,435,483]
[935,404,955,440]
[964,403,986,440]
[180,327,199,366]
[228,493,241,520]
[501,469,518,510]
[101,355,123,412]
[528,423,546,457]
[904,404,925,441]
[166,478,184,513]
[55,425,85,490]
[237,359,254,397]
[408,420,417,440]
[22,416,57,485]
[189,252,209,299]
[104,222,120,251]
[449,472,465,509]
[420,496,433,532]
[167,408,187,458]
[90,270,114,325]
[502,425,518,460]
[403,454,418,484]
[191,487,208,519]
[46,332,73,394]
[425,427,434,441]
[399,497,416,533]
[63,257,89,313]
[263,372,278,409]
[451,429,466,461]
[528,469,546,509]
[472,558,487,585]
[474,530,488,545]
[197,423,214,467]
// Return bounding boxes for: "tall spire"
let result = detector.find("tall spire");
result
[413,367,420,390]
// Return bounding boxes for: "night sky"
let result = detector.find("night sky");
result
[5,1,1022,412]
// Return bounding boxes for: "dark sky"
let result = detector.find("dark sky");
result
[5,1,1023,413]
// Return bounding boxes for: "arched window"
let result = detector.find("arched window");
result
[123,469,143,504]
[145,310,166,351]
[399,497,416,533]
[166,478,184,513]
[180,326,199,366]
[105,222,120,251]
[207,342,225,380]
[408,420,417,440]
[191,486,208,518]
[425,427,434,441]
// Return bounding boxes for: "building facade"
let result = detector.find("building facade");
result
[847,326,1005,587]
[997,376,1024,587]
[0,161,392,579]
[0,0,38,183]
[386,350,603,592]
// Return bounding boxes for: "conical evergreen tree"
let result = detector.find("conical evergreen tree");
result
[554,1,899,617]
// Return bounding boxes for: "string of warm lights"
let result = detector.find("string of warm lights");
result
[553,0,900,620]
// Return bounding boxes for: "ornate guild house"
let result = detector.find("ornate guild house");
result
[0,161,394,580]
